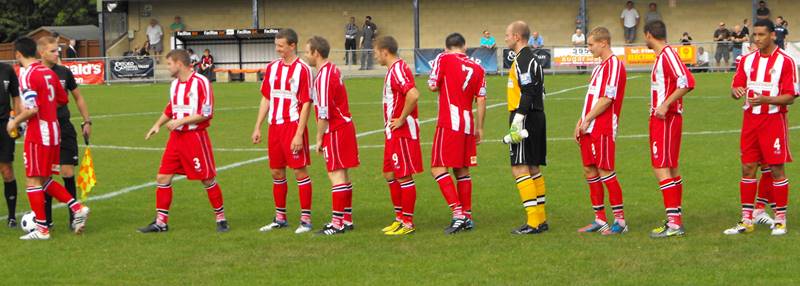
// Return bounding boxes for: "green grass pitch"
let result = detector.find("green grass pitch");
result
[1,72,798,284]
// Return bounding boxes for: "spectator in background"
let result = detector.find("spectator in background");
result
[645,2,661,24]
[146,19,164,63]
[66,39,78,59]
[731,25,748,60]
[344,16,358,65]
[756,1,770,20]
[713,22,731,66]
[775,16,788,49]
[480,30,496,48]
[170,16,186,32]
[680,32,693,45]
[695,47,710,72]
[360,15,378,70]
[138,40,150,56]
[741,18,750,37]
[571,28,586,72]
[199,49,214,79]
[620,1,639,43]
[188,48,200,70]
[528,31,544,48]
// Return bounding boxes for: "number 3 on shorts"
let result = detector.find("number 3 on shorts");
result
[193,157,201,170]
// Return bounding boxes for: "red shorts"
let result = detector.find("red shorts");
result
[322,123,360,172]
[383,136,424,178]
[159,130,217,180]
[741,112,793,165]
[649,114,683,168]
[579,133,616,170]
[431,127,477,168]
[268,122,310,169]
[24,141,60,177]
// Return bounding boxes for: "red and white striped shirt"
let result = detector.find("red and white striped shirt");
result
[260,58,312,125]
[163,72,214,131]
[312,62,352,133]
[383,59,420,139]
[581,55,626,137]
[428,53,486,135]
[18,62,63,146]
[650,45,695,116]
[732,47,799,114]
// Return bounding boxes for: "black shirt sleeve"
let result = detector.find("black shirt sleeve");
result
[8,68,19,98]
[515,48,545,115]
[65,68,78,91]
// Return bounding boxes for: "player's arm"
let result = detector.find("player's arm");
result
[655,64,694,119]
[512,57,543,128]
[8,70,20,115]
[253,76,272,144]
[579,97,613,133]
[7,89,39,134]
[292,102,311,152]
[475,95,486,144]
[654,87,691,119]
[391,87,419,130]
[69,88,92,138]
[749,63,798,106]
[428,55,442,92]
[731,58,748,99]
[145,113,170,140]
[315,118,328,153]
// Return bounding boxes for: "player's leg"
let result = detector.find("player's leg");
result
[381,171,403,232]
[649,116,683,238]
[599,168,627,235]
[201,177,228,232]
[59,164,78,229]
[454,167,473,229]
[138,173,174,233]
[527,112,548,228]
[260,168,289,232]
[58,115,80,229]
[431,128,465,234]
[385,174,417,235]
[293,167,313,228]
[432,166,465,234]
[578,165,607,233]
[40,147,87,234]
[20,175,50,240]
[769,164,789,235]
[0,163,17,227]
[754,164,775,225]
[511,164,540,234]
[317,169,349,236]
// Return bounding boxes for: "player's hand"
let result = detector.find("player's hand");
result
[290,135,303,153]
[389,118,405,131]
[81,123,91,142]
[573,123,582,144]
[165,120,181,131]
[251,129,262,144]
[315,136,324,153]
[579,120,591,134]
[654,105,668,119]
[6,120,17,136]
[748,93,767,106]
[731,87,747,99]
[145,126,159,140]
[475,128,483,145]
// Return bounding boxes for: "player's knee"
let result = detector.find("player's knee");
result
[293,168,309,179]
[201,178,216,187]
[0,164,14,182]
[155,174,173,185]
[769,166,786,180]
[741,163,758,178]
[60,165,75,178]
[583,166,599,178]
[382,172,395,181]
[270,169,286,179]
[454,168,470,177]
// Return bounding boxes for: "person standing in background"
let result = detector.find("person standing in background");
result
[731,25,748,61]
[66,40,78,59]
[170,16,186,32]
[620,1,640,44]
[147,19,164,63]
[360,16,378,70]
[345,17,359,65]
[775,16,788,49]
[645,2,661,24]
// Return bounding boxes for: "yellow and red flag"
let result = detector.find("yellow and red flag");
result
[77,147,97,201]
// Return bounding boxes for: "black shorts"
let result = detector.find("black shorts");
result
[57,106,79,166]
[0,119,15,163]
[509,111,546,166]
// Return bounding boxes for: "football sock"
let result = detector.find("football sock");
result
[532,173,547,223]
[63,176,77,224]
[660,178,682,227]
[205,180,226,222]
[297,176,312,224]
[602,172,625,225]
[516,174,540,227]
[44,179,82,213]
[673,176,684,215]
[26,186,48,234]
[343,182,353,224]
[400,179,417,226]
[387,179,402,221]
[586,176,606,223]
[456,175,473,219]
[434,173,464,219]
[756,168,773,210]
[3,180,16,219]
[155,183,173,226]
[331,183,349,229]
[272,178,288,222]
[739,178,758,222]
[773,179,789,223]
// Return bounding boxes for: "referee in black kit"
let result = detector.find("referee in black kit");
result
[37,36,92,229]
[0,61,21,227]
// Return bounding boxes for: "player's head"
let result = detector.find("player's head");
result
[505,21,530,51]
[36,36,60,66]
[375,36,399,66]
[752,19,776,51]
[644,20,667,49]
[304,36,330,67]
[166,49,192,78]
[275,28,298,59]
[203,49,210,56]
[14,37,38,62]
[587,27,611,58]
[445,33,466,53]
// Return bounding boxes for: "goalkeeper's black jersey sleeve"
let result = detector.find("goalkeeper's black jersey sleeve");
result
[514,47,545,114]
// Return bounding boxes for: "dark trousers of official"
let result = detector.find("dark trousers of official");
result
[345,39,357,65]
[360,48,374,70]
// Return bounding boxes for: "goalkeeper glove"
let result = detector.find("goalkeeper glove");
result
[503,114,528,144]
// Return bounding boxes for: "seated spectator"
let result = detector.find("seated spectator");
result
[645,2,661,23]
[756,1,770,20]
[528,31,544,49]
[713,22,731,66]
[188,48,201,70]
[199,49,215,79]
[680,32,693,45]
[138,41,151,56]
[480,30,496,49]
[170,16,186,32]
[695,47,710,72]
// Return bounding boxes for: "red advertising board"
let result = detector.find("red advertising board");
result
[13,60,105,85]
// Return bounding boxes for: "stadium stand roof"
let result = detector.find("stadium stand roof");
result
[27,25,101,41]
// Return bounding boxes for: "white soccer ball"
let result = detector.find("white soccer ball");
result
[19,212,37,233]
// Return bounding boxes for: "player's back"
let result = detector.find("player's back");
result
[19,63,62,146]
[314,62,352,132]
[460,57,487,111]
[429,53,473,132]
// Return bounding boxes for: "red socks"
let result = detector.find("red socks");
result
[272,178,288,221]
[331,183,350,228]
[756,168,773,210]
[773,179,789,223]
[400,179,417,226]
[435,173,464,219]
[43,179,82,213]
[660,178,682,227]
[297,176,312,224]
[155,183,173,226]
[344,183,353,224]
[205,181,225,222]
[739,178,758,221]
[456,175,473,219]
[25,186,48,233]
[587,176,606,223]
[602,172,625,223]
[387,179,403,221]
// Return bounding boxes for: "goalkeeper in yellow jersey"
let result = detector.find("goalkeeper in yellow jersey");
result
[503,21,548,234]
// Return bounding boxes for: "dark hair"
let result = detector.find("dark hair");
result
[14,37,37,58]
[759,0,766,4]
[754,19,775,32]
[307,36,330,58]
[649,2,656,7]
[644,20,667,40]
[626,1,633,5]
[375,36,399,55]
[166,49,191,66]
[276,28,298,46]
[187,48,194,54]
[366,16,372,20]
[445,33,466,49]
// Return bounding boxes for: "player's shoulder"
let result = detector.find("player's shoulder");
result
[192,72,212,86]
[776,49,797,65]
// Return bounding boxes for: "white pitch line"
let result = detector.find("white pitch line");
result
[8,77,640,218]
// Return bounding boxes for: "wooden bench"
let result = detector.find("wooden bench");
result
[215,68,262,83]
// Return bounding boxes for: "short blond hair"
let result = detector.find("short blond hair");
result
[36,36,58,50]
[589,27,611,45]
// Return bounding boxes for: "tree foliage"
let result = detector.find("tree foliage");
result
[0,0,98,42]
